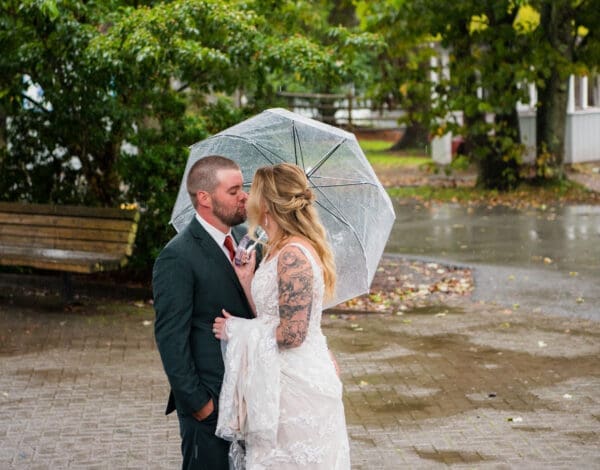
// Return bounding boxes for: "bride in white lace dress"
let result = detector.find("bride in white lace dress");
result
[213,163,350,469]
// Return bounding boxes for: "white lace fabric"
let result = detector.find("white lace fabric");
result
[217,243,350,469]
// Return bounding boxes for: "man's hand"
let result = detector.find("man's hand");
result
[213,310,232,340]
[192,398,214,421]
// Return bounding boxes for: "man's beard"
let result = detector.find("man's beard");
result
[212,198,247,227]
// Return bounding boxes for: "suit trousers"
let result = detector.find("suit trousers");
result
[177,409,230,470]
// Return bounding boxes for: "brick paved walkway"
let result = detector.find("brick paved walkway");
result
[1,285,599,468]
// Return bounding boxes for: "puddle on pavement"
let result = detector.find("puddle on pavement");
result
[334,316,600,425]
[402,305,464,315]
[514,426,554,433]
[370,395,430,414]
[566,431,598,443]
[415,449,495,464]
[335,338,384,354]
[348,435,376,447]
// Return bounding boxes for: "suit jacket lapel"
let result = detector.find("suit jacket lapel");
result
[188,218,245,294]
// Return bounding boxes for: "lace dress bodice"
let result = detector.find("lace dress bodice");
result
[252,244,332,369]
[217,242,350,469]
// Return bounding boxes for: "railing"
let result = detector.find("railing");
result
[276,92,403,129]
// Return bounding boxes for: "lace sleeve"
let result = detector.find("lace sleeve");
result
[216,315,280,448]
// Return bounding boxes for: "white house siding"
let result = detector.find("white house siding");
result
[433,74,600,165]
[565,111,600,163]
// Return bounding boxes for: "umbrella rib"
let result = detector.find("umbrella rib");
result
[292,122,306,168]
[313,182,379,189]
[306,138,346,178]
[214,134,286,165]
[310,174,376,185]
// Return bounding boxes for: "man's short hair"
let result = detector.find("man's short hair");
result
[186,156,240,207]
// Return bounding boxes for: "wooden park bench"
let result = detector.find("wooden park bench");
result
[0,201,139,301]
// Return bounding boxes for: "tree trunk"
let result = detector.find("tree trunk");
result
[535,1,574,179]
[389,120,428,151]
[477,107,522,190]
[536,69,569,179]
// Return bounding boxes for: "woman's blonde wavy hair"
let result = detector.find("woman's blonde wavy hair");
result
[247,163,336,300]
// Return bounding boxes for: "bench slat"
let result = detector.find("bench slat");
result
[0,202,139,221]
[0,246,124,273]
[0,236,133,256]
[0,224,136,244]
[0,213,137,232]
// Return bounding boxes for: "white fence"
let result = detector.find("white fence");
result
[277,92,404,129]
[433,74,600,165]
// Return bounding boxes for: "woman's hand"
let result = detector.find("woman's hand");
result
[213,309,232,340]
[234,249,256,288]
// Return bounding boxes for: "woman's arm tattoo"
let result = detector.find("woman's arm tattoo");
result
[277,246,313,348]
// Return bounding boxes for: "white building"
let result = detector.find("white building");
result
[431,49,600,165]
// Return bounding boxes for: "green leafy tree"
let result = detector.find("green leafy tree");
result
[364,1,537,189]
[357,0,599,188]
[530,0,599,179]
[246,0,382,123]
[423,0,538,189]
[356,0,435,149]
[0,0,377,274]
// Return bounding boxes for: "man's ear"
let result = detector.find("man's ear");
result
[196,191,212,209]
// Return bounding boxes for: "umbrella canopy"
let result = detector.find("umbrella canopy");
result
[171,108,395,308]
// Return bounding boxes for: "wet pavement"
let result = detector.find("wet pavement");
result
[1,269,599,469]
[1,187,599,468]
[387,201,600,320]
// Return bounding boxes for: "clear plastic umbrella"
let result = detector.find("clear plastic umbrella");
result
[170,108,395,308]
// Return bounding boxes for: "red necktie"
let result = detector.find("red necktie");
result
[224,235,235,262]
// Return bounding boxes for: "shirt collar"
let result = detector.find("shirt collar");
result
[195,213,233,247]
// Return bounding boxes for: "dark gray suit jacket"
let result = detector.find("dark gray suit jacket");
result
[153,218,254,416]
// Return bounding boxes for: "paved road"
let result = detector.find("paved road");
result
[1,284,598,469]
[387,201,600,320]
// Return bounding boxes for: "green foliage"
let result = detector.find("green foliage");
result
[355,0,436,134]
[387,177,599,206]
[529,0,599,178]
[368,0,535,190]
[534,142,561,180]
[356,0,598,190]
[0,0,376,277]
[450,155,471,171]
[117,93,210,271]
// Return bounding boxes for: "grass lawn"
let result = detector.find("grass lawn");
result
[388,181,598,204]
[358,139,600,207]
[358,139,430,168]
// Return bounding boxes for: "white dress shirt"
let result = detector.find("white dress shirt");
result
[195,213,236,262]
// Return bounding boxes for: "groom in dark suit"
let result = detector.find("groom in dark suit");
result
[153,156,255,470]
